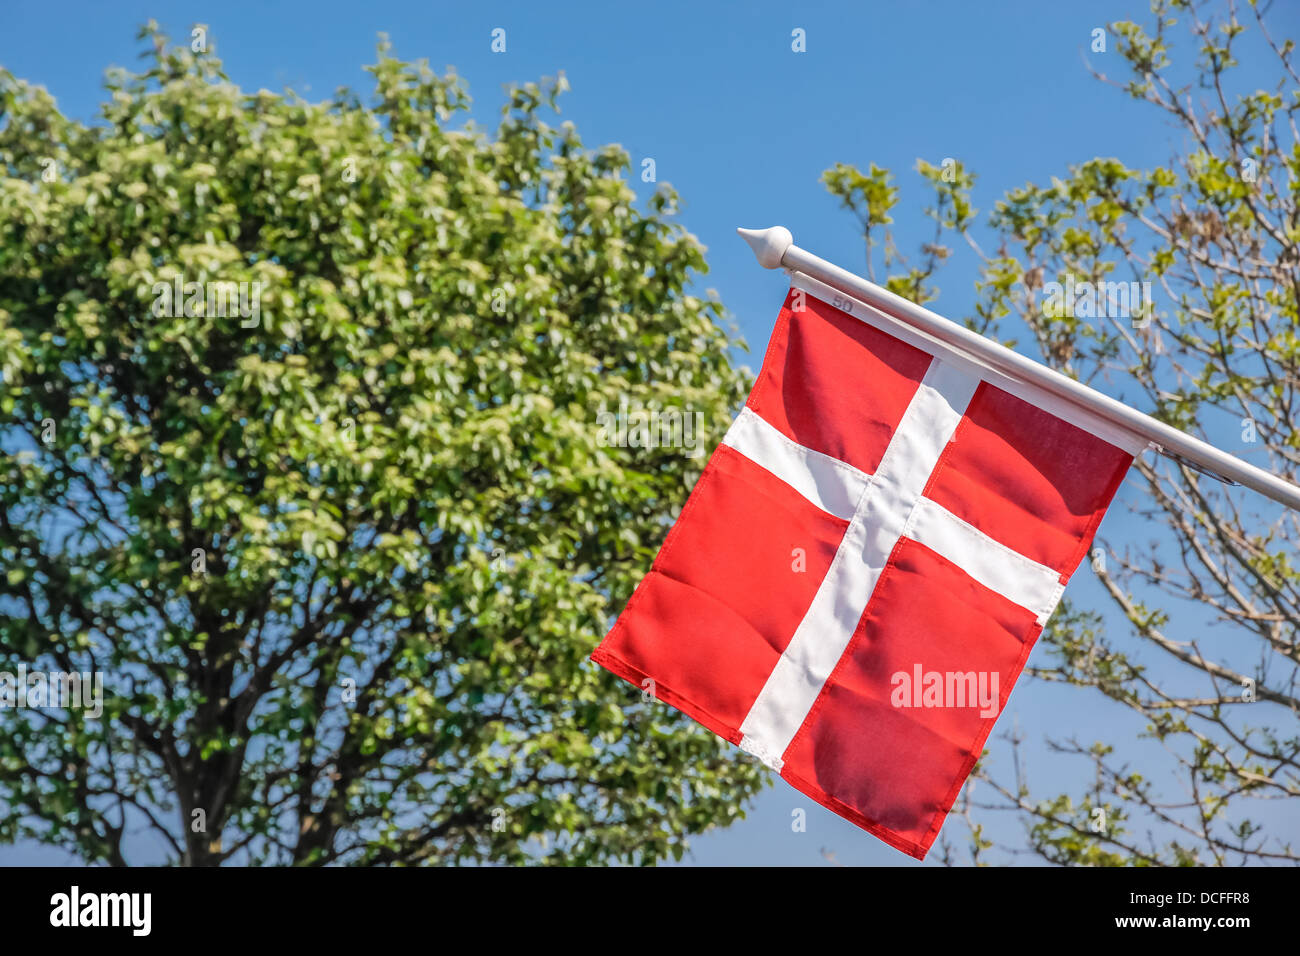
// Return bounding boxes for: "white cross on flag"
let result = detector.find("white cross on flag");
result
[592,273,1145,859]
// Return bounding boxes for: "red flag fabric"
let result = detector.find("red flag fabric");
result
[591,276,1141,859]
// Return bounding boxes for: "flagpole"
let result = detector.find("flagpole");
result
[738,225,1300,513]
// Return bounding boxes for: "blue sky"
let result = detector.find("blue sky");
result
[1,0,1295,866]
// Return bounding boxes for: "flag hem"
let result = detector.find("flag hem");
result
[788,271,1150,456]
[590,645,743,748]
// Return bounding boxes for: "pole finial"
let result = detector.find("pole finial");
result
[737,226,793,269]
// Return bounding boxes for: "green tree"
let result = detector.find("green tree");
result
[825,0,1298,865]
[0,23,764,865]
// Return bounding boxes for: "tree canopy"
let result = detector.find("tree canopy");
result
[0,24,765,865]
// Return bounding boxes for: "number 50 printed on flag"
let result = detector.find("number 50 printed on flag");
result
[592,273,1144,859]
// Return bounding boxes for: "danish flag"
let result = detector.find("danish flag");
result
[592,273,1143,859]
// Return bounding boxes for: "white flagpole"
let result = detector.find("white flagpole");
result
[738,225,1300,513]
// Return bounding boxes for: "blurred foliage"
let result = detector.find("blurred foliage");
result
[0,22,765,865]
